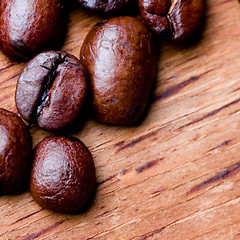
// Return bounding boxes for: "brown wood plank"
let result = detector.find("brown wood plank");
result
[0,0,240,239]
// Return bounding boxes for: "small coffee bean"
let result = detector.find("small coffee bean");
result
[15,51,88,131]
[77,0,133,14]
[139,0,204,42]
[80,16,157,125]
[30,135,96,213]
[0,0,67,60]
[0,108,32,194]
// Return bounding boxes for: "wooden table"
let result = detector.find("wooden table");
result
[0,0,240,239]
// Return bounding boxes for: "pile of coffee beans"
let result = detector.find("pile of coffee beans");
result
[0,0,205,213]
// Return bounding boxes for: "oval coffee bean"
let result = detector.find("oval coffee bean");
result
[0,108,32,194]
[80,16,157,125]
[139,0,204,42]
[30,135,96,213]
[15,51,88,131]
[0,0,66,60]
[77,0,133,14]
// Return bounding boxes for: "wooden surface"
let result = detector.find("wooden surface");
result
[0,0,240,239]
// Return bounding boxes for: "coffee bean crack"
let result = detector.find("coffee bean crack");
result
[34,53,68,120]
[145,0,178,39]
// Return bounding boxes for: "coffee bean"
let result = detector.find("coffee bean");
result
[30,135,96,213]
[15,51,88,131]
[80,16,157,125]
[139,0,204,42]
[0,108,32,194]
[0,0,67,60]
[77,0,134,14]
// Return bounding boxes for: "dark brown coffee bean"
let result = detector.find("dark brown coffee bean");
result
[0,108,32,194]
[15,51,88,131]
[139,0,204,42]
[0,0,67,60]
[77,0,133,14]
[30,135,96,213]
[80,16,157,125]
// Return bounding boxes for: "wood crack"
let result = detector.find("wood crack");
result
[178,98,240,130]
[190,220,240,239]
[22,220,65,240]
[187,162,240,194]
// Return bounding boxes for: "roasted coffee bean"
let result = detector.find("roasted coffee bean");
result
[80,16,157,125]
[0,0,66,60]
[139,0,204,42]
[0,108,32,194]
[15,51,88,131]
[77,0,134,14]
[30,135,96,213]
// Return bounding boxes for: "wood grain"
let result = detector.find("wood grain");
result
[0,0,240,239]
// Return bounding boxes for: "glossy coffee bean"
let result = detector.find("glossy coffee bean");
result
[0,108,32,194]
[77,0,133,14]
[139,0,204,42]
[15,51,88,131]
[0,0,66,60]
[80,16,157,125]
[30,135,96,213]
